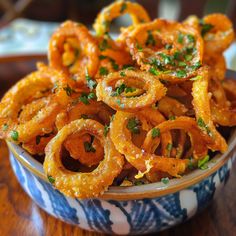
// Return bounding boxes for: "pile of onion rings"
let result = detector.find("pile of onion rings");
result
[0,0,235,199]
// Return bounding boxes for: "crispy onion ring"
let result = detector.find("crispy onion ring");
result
[191,67,227,152]
[0,65,70,143]
[110,111,188,177]
[126,19,203,82]
[48,21,99,84]
[96,70,166,111]
[202,14,234,54]
[93,0,150,36]
[142,116,213,159]
[44,119,124,198]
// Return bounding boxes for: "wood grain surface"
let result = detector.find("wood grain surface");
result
[0,59,236,236]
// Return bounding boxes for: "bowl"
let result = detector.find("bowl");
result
[7,126,236,235]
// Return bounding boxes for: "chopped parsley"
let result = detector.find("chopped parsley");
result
[197,117,212,137]
[99,39,109,51]
[85,69,97,90]
[190,75,202,81]
[187,34,195,43]
[87,92,96,99]
[198,155,210,170]
[79,92,96,105]
[184,54,193,61]
[111,59,119,70]
[120,71,126,77]
[177,32,184,44]
[146,30,156,46]
[81,114,89,119]
[134,180,145,186]
[63,84,73,96]
[200,20,214,36]
[165,44,172,50]
[125,87,136,93]
[136,43,143,52]
[2,124,8,131]
[99,67,109,76]
[36,135,41,145]
[111,83,136,97]
[188,157,195,170]
[176,70,187,78]
[149,67,159,76]
[48,176,55,184]
[169,115,176,120]
[161,177,170,184]
[84,136,96,153]
[178,61,187,67]
[104,124,110,137]
[122,65,135,70]
[151,128,160,138]
[99,55,107,60]
[166,143,172,152]
[11,130,19,141]
[116,99,124,108]
[120,2,127,13]
[127,117,140,134]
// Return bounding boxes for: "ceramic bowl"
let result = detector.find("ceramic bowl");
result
[7,125,236,235]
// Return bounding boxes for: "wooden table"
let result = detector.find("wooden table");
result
[0,59,236,236]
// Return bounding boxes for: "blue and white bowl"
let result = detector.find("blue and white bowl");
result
[7,125,236,235]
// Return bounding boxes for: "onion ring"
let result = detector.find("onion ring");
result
[96,70,167,111]
[44,119,124,198]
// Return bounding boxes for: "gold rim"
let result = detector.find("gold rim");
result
[7,135,236,200]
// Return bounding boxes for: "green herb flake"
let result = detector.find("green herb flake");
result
[36,135,41,145]
[166,143,172,152]
[122,64,134,70]
[116,99,125,108]
[87,92,96,100]
[161,177,170,185]
[125,87,136,93]
[176,70,187,78]
[178,61,187,67]
[187,34,195,43]
[177,32,184,44]
[197,117,212,137]
[151,128,160,138]
[190,75,202,81]
[2,124,8,131]
[149,67,159,76]
[120,2,127,13]
[104,124,110,137]
[79,94,90,105]
[198,155,210,170]
[134,180,144,186]
[99,67,109,76]
[85,69,97,90]
[99,55,107,60]
[165,44,172,50]
[11,130,19,141]
[111,60,119,70]
[136,43,143,52]
[169,115,176,120]
[146,30,156,46]
[127,117,140,134]
[84,141,96,153]
[99,39,109,51]
[120,71,126,77]
[63,84,73,96]
[187,157,195,170]
[184,54,193,61]
[48,176,55,184]
[200,20,214,36]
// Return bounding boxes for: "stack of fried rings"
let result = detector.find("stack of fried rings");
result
[0,0,235,198]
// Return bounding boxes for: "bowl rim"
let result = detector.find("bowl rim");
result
[7,128,236,200]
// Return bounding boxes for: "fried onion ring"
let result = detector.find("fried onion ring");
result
[93,0,150,36]
[44,119,124,198]
[96,70,166,111]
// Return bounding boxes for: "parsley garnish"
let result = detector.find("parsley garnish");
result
[136,43,143,52]
[99,67,109,76]
[81,114,89,119]
[134,180,145,186]
[178,32,184,44]
[198,155,210,170]
[104,125,110,137]
[120,2,127,13]
[149,67,159,76]
[48,176,55,184]
[146,30,156,46]
[187,34,195,43]
[197,117,212,137]
[85,69,97,90]
[99,55,107,60]
[84,141,96,153]
[2,124,8,131]
[11,130,19,141]
[169,115,176,120]
[151,128,160,138]
[165,44,172,50]
[122,65,135,70]
[161,177,170,184]
[176,70,187,78]
[200,20,214,36]
[127,117,140,134]
[110,59,119,70]
[63,84,73,96]
[79,92,95,105]
[99,39,109,51]
[120,71,126,77]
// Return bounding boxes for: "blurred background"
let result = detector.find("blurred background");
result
[0,0,236,65]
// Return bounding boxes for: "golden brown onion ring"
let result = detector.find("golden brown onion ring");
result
[44,119,124,198]
[93,0,150,36]
[48,21,99,85]
[110,111,188,177]
[96,70,167,111]
[0,65,70,143]
[191,67,227,152]
[126,19,203,82]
